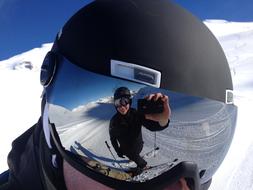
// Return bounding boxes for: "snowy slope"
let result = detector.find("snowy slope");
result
[0,20,253,189]
[0,43,52,172]
[0,43,52,71]
[204,20,253,190]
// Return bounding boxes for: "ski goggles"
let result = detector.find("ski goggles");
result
[41,51,237,190]
[114,97,131,108]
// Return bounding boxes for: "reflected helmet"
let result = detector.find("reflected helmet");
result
[40,1,237,190]
[114,87,131,100]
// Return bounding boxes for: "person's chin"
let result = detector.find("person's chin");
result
[119,111,127,115]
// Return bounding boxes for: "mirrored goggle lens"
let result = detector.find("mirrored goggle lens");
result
[45,56,237,189]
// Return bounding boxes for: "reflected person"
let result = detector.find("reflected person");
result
[109,87,171,171]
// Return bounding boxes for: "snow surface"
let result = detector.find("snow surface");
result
[48,86,236,183]
[0,20,253,189]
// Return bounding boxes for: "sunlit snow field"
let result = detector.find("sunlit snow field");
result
[0,20,253,189]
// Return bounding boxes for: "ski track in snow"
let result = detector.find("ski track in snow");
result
[0,20,253,189]
[206,20,253,190]
[226,142,253,190]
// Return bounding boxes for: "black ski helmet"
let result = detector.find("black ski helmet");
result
[40,1,237,190]
[114,87,131,100]
[53,0,233,103]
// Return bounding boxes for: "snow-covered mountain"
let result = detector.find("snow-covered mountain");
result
[48,96,115,128]
[205,20,253,97]
[0,43,52,71]
[0,20,253,190]
[72,96,114,113]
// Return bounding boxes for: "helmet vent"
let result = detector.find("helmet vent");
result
[111,60,161,88]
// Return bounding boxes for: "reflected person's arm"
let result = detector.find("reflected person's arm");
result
[145,93,171,127]
[142,117,170,131]
[142,93,171,131]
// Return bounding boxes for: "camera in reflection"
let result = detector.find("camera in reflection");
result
[137,98,164,114]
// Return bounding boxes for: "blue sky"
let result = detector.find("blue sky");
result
[0,0,253,60]
[48,57,145,109]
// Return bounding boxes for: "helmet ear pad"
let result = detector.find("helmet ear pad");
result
[40,51,58,87]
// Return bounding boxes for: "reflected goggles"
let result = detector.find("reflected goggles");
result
[41,51,237,190]
[114,97,131,108]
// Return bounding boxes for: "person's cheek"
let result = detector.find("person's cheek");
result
[162,182,182,190]
[63,160,113,190]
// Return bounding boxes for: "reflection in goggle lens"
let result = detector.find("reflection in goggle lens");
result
[46,56,237,189]
[114,97,131,108]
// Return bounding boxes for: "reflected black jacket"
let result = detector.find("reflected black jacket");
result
[109,108,169,155]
